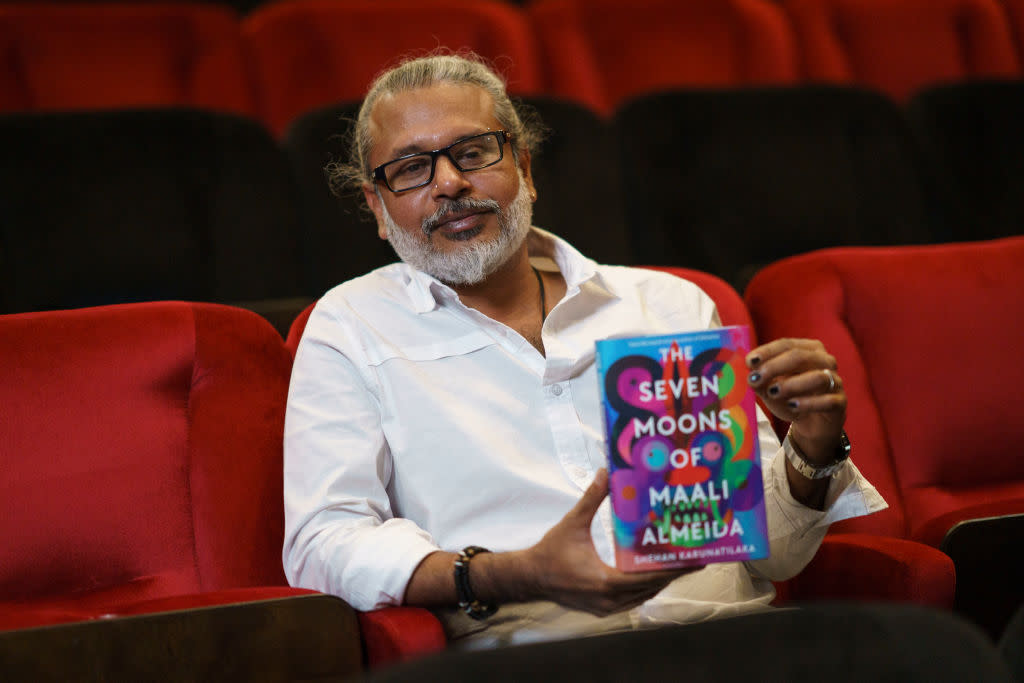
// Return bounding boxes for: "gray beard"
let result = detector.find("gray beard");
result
[381,179,533,286]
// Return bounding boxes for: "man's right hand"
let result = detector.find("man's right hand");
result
[517,468,701,615]
[403,468,702,616]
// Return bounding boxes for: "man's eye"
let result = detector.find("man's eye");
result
[456,146,484,162]
[393,159,429,178]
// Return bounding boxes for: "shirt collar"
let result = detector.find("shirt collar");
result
[402,227,619,314]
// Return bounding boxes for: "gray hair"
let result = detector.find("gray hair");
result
[326,51,545,196]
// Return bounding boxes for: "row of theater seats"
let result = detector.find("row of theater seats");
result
[2,0,1024,131]
[2,237,1023,678]
[3,79,1023,332]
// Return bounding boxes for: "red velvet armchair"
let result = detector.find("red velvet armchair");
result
[0,302,298,628]
[0,301,443,675]
[745,237,1024,545]
[746,238,1024,607]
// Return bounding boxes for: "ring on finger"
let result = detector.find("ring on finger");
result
[823,368,837,392]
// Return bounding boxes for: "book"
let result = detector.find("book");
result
[595,325,770,571]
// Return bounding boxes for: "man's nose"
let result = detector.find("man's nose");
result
[431,154,472,198]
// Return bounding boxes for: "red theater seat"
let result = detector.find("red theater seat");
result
[1003,0,1024,57]
[243,0,543,136]
[783,0,1021,101]
[0,3,255,116]
[0,301,444,670]
[745,237,1024,544]
[0,302,301,630]
[527,0,799,115]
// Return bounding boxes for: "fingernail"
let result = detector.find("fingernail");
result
[748,355,761,367]
[787,399,799,410]
[748,372,761,384]
[768,385,780,397]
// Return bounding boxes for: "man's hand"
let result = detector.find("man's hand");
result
[746,337,846,460]
[518,468,701,616]
[403,469,702,616]
[745,337,847,508]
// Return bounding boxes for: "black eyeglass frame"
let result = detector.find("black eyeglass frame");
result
[371,130,511,193]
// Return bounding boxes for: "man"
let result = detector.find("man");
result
[284,53,886,647]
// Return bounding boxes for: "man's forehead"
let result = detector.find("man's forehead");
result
[366,83,500,161]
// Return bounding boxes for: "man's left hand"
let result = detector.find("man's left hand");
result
[745,337,846,464]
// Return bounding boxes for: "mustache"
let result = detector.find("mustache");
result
[421,197,501,235]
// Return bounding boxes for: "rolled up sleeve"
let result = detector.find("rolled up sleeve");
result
[746,416,888,581]
[282,304,440,611]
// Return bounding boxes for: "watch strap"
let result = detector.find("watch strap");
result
[783,429,851,480]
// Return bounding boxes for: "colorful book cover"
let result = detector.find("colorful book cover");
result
[595,325,769,571]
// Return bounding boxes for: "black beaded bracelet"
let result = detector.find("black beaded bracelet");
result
[453,545,498,620]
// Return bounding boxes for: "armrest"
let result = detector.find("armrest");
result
[774,533,955,608]
[358,607,448,667]
[0,586,319,632]
[0,593,362,680]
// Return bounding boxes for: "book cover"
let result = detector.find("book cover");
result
[595,325,769,571]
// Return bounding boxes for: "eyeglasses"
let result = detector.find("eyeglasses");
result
[372,130,510,193]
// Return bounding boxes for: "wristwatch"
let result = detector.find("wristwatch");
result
[783,429,851,480]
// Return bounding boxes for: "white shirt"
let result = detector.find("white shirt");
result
[283,228,886,622]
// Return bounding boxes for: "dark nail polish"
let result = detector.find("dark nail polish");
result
[768,385,780,397]
[749,356,761,367]
[748,372,761,384]
[788,399,799,410]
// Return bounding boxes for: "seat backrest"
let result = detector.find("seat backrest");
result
[783,0,1021,101]
[744,237,1024,541]
[528,0,799,115]
[906,80,1024,242]
[522,97,631,266]
[612,87,938,294]
[243,0,543,136]
[642,266,755,336]
[1006,0,1024,58]
[282,101,399,296]
[0,3,255,116]
[0,109,304,314]
[0,302,293,607]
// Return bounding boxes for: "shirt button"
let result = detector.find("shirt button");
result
[551,384,563,396]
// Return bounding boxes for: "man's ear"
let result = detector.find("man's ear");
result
[362,183,389,240]
[517,149,538,203]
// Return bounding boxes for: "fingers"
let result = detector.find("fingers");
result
[778,378,847,415]
[747,340,838,397]
[747,337,824,369]
[770,367,844,402]
[745,338,847,425]
[747,339,836,379]
[564,468,608,526]
[577,585,667,616]
[603,565,703,600]
[569,565,705,616]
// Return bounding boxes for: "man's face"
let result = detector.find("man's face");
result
[362,82,537,285]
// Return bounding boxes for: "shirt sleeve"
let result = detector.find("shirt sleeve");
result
[282,303,441,611]
[744,408,889,581]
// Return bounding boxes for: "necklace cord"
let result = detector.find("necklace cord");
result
[531,266,546,323]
